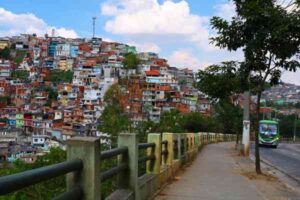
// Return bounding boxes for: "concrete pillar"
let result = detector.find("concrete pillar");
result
[67,137,101,200]
[162,133,174,165]
[147,133,161,174]
[194,133,199,149]
[118,133,139,200]
[176,134,181,160]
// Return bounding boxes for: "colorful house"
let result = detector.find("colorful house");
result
[16,113,24,128]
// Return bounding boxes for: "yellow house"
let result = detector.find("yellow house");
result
[0,40,9,49]
[58,59,68,71]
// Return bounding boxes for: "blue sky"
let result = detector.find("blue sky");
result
[0,0,299,84]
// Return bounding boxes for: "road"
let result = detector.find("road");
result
[251,143,300,183]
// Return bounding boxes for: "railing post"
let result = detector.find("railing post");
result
[176,134,182,160]
[67,137,101,200]
[117,133,139,200]
[147,133,161,174]
[162,133,173,165]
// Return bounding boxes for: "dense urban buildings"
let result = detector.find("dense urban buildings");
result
[0,34,212,163]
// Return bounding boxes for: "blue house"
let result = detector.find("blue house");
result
[48,41,58,57]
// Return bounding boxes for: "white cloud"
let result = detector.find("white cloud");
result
[101,0,211,51]
[281,70,300,85]
[128,42,160,53]
[0,8,78,38]
[214,0,236,21]
[168,49,210,71]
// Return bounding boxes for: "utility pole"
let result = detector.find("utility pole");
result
[294,113,297,142]
[242,91,250,156]
[92,17,96,38]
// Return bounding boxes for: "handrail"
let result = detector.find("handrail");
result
[100,147,128,160]
[138,155,156,163]
[161,140,168,145]
[53,185,83,200]
[100,163,128,182]
[0,159,83,195]
[138,143,155,149]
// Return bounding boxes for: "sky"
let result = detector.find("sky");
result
[0,0,299,85]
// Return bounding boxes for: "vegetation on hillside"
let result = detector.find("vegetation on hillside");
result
[44,70,73,83]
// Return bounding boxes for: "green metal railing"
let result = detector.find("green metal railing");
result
[0,159,83,199]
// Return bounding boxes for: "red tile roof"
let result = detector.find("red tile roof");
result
[145,70,160,76]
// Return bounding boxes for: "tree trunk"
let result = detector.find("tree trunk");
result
[255,91,262,174]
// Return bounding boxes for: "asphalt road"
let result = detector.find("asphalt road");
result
[251,143,300,182]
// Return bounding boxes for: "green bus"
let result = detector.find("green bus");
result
[259,120,280,148]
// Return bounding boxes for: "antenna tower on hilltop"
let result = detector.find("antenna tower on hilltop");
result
[92,17,96,38]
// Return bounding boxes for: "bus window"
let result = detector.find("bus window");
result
[259,124,277,135]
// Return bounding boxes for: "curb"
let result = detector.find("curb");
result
[249,155,300,184]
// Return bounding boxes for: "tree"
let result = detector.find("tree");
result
[34,86,58,107]
[196,62,244,140]
[11,70,29,81]
[0,47,10,59]
[196,61,243,102]
[99,84,130,143]
[211,0,300,174]
[157,109,184,133]
[44,70,73,83]
[0,148,66,200]
[181,112,223,133]
[122,53,140,70]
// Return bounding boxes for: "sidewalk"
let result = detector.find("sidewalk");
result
[154,143,300,200]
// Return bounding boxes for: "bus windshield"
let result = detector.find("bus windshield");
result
[259,124,277,135]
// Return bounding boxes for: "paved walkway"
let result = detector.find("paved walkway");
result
[155,143,300,200]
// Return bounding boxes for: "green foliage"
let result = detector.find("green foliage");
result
[35,85,58,106]
[100,144,118,198]
[157,109,184,133]
[277,114,300,138]
[44,70,73,83]
[103,84,120,105]
[214,101,243,135]
[0,148,66,200]
[122,52,140,70]
[135,120,157,143]
[211,0,300,91]
[149,109,225,134]
[211,0,300,173]
[0,47,10,59]
[181,112,223,133]
[0,96,10,104]
[99,104,130,143]
[14,50,27,64]
[196,61,243,101]
[11,70,29,80]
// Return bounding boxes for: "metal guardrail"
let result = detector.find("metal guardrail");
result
[138,155,156,163]
[0,158,83,196]
[100,147,128,160]
[138,143,155,149]
[53,185,83,200]
[100,147,129,182]
[100,163,128,182]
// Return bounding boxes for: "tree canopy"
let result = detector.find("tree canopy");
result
[196,61,243,101]
[99,84,130,143]
[122,52,140,70]
[210,0,300,174]
[0,47,10,59]
[44,70,73,83]
[11,70,29,81]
